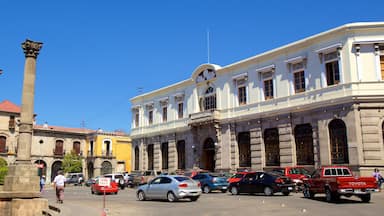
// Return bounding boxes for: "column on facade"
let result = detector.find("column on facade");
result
[311,121,321,168]
[214,122,222,170]
[140,140,147,171]
[250,123,264,171]
[154,138,161,170]
[278,120,294,167]
[168,134,177,171]
[229,123,237,171]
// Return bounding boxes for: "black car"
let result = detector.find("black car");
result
[228,171,294,196]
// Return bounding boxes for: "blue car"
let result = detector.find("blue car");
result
[192,173,229,193]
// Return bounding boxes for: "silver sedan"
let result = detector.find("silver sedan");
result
[136,175,201,202]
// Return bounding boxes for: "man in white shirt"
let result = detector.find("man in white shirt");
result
[53,170,66,203]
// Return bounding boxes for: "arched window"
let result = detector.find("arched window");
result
[135,146,140,171]
[161,142,169,170]
[294,124,314,165]
[177,140,186,170]
[264,128,280,166]
[329,119,349,164]
[54,140,64,156]
[238,132,251,167]
[0,136,6,153]
[101,161,112,175]
[147,144,154,170]
[203,87,216,111]
[73,141,81,155]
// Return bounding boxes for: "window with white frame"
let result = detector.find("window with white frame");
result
[324,51,340,86]
[135,112,139,128]
[292,62,306,93]
[148,110,153,125]
[178,102,183,119]
[203,87,216,110]
[233,73,248,106]
[257,65,275,101]
[378,45,384,79]
[316,44,342,87]
[162,106,167,122]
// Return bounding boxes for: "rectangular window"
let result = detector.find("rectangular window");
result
[178,103,183,119]
[238,86,247,105]
[135,113,139,128]
[324,51,340,86]
[263,79,274,100]
[148,110,153,125]
[380,55,384,80]
[161,142,169,169]
[162,107,167,122]
[294,71,305,93]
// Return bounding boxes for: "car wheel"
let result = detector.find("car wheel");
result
[190,196,199,202]
[263,186,273,196]
[325,188,334,202]
[221,189,227,193]
[203,185,210,194]
[167,192,177,202]
[360,194,371,203]
[282,191,290,196]
[137,190,146,201]
[230,186,239,195]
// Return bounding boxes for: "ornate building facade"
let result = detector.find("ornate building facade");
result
[130,22,384,176]
[0,100,132,183]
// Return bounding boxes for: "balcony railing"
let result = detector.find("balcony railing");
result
[188,109,220,126]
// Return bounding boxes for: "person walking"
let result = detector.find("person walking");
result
[53,170,66,203]
[372,168,384,191]
[39,175,45,193]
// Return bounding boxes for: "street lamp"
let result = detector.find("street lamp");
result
[0,69,3,75]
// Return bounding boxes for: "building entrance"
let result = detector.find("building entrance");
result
[202,138,215,171]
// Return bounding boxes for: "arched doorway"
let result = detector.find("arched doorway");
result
[51,161,63,182]
[87,162,94,179]
[238,132,251,168]
[201,138,215,172]
[329,119,349,164]
[34,160,47,177]
[134,146,140,171]
[101,161,112,175]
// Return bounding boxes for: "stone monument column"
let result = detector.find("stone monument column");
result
[16,39,43,163]
[0,39,47,216]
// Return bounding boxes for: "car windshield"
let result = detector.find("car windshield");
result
[233,173,244,178]
[174,176,191,182]
[290,168,309,175]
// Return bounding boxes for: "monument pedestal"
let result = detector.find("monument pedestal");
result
[0,164,48,216]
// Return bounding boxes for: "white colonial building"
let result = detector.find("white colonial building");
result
[130,22,384,176]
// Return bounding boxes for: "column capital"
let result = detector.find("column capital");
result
[22,39,43,58]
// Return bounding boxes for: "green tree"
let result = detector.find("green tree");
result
[0,158,8,185]
[62,151,82,173]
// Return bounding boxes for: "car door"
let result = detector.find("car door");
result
[253,172,266,193]
[158,177,173,199]
[146,177,162,198]
[241,173,257,193]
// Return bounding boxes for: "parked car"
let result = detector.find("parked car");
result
[91,177,119,195]
[272,167,310,191]
[85,177,97,187]
[103,173,126,190]
[136,175,201,202]
[122,172,139,188]
[139,170,162,185]
[192,173,229,193]
[228,171,294,196]
[227,172,251,184]
[65,173,84,186]
[302,166,379,202]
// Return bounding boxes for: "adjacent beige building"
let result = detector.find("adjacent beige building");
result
[0,100,132,183]
[130,22,384,176]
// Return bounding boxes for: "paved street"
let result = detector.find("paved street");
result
[42,186,384,216]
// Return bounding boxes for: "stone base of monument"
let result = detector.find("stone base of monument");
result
[0,164,48,216]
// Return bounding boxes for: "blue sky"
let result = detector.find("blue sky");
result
[0,0,383,133]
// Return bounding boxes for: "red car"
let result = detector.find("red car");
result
[303,166,378,202]
[91,178,119,195]
[272,167,310,191]
[227,172,255,184]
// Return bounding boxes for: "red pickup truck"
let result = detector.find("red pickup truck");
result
[302,166,378,202]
